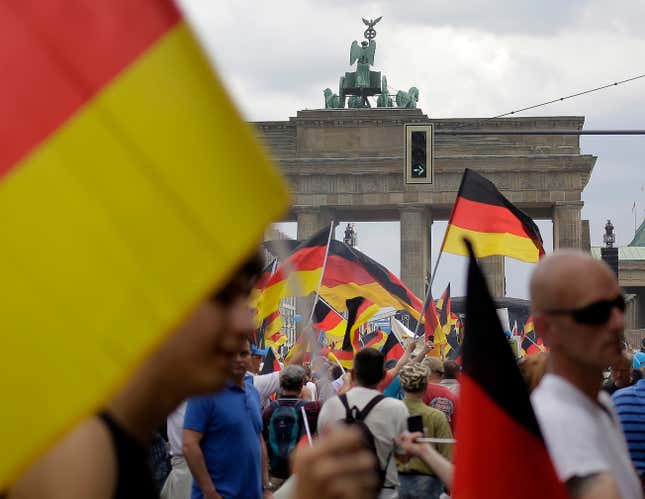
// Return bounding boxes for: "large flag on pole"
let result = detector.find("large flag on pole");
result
[442,169,545,263]
[320,241,423,319]
[452,239,567,498]
[258,233,423,321]
[0,0,288,489]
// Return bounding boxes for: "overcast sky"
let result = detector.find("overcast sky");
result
[178,0,645,298]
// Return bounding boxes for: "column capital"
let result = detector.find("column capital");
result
[553,201,584,209]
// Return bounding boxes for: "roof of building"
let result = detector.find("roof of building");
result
[628,219,645,247]
[590,246,645,261]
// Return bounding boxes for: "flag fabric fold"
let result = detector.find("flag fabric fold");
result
[452,239,567,499]
[442,169,545,263]
[260,348,282,375]
[341,297,379,352]
[320,241,423,319]
[0,0,289,488]
[313,299,347,344]
[256,227,330,320]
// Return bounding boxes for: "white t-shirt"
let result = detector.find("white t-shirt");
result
[305,381,317,401]
[251,371,281,407]
[318,386,409,488]
[167,401,187,457]
[531,374,642,499]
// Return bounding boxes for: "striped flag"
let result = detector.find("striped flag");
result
[453,240,567,498]
[257,227,330,320]
[342,297,379,352]
[320,241,423,319]
[0,0,288,488]
[313,299,347,344]
[260,348,282,375]
[443,169,545,263]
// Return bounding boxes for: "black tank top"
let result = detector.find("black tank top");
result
[98,412,159,499]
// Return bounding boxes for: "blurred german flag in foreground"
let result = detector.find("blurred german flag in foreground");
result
[0,0,288,488]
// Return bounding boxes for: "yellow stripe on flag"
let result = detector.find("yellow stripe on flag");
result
[0,23,288,488]
[443,225,540,263]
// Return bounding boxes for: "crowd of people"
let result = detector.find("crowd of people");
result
[5,250,645,499]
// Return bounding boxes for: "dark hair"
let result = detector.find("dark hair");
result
[353,348,385,387]
[330,365,344,380]
[443,360,460,379]
[211,251,264,304]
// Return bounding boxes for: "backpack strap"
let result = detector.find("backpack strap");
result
[338,393,353,420]
[358,394,386,420]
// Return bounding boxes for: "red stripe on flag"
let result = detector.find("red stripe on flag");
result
[450,197,533,239]
[266,246,327,285]
[0,0,181,178]
[454,375,567,498]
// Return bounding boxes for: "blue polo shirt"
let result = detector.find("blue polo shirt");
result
[184,380,263,499]
[613,379,645,474]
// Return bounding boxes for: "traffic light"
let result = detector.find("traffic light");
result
[404,124,433,184]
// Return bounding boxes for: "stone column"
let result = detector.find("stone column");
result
[400,206,431,299]
[553,201,583,250]
[296,208,336,242]
[479,256,506,297]
[296,209,321,241]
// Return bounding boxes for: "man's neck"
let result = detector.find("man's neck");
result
[549,355,603,401]
[428,376,442,385]
[107,359,186,445]
[355,382,379,390]
[231,374,245,389]
[405,391,424,401]
[281,390,301,398]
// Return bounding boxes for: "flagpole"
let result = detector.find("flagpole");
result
[305,220,335,328]
[412,237,447,338]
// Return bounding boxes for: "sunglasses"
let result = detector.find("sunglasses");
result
[544,295,625,325]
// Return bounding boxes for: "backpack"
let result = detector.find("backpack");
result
[267,400,307,478]
[338,393,389,490]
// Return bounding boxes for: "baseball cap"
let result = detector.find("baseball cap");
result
[251,346,269,357]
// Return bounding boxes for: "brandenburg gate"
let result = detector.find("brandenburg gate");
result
[253,19,596,298]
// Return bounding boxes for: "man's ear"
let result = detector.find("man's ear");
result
[534,312,554,348]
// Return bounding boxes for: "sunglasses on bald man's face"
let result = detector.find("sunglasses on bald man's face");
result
[544,295,625,326]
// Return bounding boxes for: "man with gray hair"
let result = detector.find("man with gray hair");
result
[262,365,322,489]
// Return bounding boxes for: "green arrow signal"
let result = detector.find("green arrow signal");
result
[413,164,425,176]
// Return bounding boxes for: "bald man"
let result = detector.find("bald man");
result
[529,250,642,499]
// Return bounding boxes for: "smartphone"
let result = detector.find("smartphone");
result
[407,415,424,434]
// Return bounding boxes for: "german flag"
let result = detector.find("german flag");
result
[453,240,566,499]
[381,329,405,362]
[423,293,444,358]
[362,330,388,350]
[320,241,423,320]
[266,331,287,350]
[443,169,545,263]
[257,227,330,320]
[260,348,282,375]
[256,310,282,347]
[444,326,461,361]
[0,0,288,488]
[313,299,347,344]
[342,298,380,352]
[322,347,354,369]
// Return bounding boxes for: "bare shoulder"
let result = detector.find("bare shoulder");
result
[9,417,116,499]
